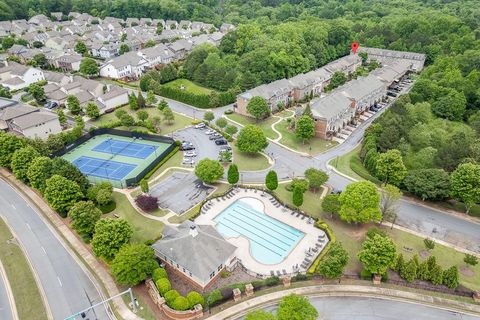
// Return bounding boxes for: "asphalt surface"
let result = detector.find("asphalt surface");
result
[238,296,480,320]
[0,272,13,320]
[0,179,111,320]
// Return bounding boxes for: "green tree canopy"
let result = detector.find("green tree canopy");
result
[26,156,53,192]
[321,193,341,217]
[246,96,270,120]
[44,175,83,217]
[28,83,45,102]
[110,243,158,286]
[295,115,315,143]
[68,201,102,238]
[92,218,133,261]
[358,234,397,275]
[0,132,25,169]
[67,95,81,115]
[75,41,88,55]
[338,181,382,223]
[277,294,318,320]
[195,159,224,184]
[11,146,40,182]
[163,106,175,124]
[79,57,99,76]
[375,149,407,185]
[304,167,328,192]
[203,111,214,123]
[85,102,100,119]
[450,162,480,213]
[265,170,278,191]
[227,164,239,185]
[403,169,451,201]
[292,186,304,207]
[317,242,349,278]
[236,125,268,154]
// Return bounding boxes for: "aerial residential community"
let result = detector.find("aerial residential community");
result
[0,1,479,320]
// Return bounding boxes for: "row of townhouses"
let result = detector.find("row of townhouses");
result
[236,47,426,139]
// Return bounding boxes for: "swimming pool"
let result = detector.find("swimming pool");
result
[214,198,304,265]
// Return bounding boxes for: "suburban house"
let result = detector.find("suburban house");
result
[0,98,61,139]
[310,93,356,139]
[0,62,45,90]
[96,86,129,113]
[340,74,387,114]
[358,47,426,72]
[99,52,148,80]
[56,54,83,72]
[139,44,174,67]
[152,222,237,290]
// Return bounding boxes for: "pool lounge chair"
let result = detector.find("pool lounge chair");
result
[301,215,305,220]
[282,269,287,275]
[276,270,281,276]
[270,270,274,276]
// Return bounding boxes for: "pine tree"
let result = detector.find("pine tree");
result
[394,253,404,272]
[400,259,417,283]
[227,164,239,185]
[417,261,430,281]
[137,91,146,108]
[129,94,139,110]
[430,264,443,285]
[442,266,459,289]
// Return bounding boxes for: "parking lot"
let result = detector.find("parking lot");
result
[149,171,213,214]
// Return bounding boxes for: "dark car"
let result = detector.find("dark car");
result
[215,139,228,145]
[44,101,58,109]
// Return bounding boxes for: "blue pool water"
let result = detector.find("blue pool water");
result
[214,199,304,265]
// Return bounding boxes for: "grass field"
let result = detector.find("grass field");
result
[162,79,214,95]
[233,145,271,171]
[274,183,324,219]
[226,114,280,140]
[0,218,48,320]
[276,120,337,154]
[108,193,164,243]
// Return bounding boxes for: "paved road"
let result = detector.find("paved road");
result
[238,296,480,320]
[0,272,13,320]
[0,179,111,320]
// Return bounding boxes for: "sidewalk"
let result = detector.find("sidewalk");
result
[0,169,139,320]
[0,260,18,320]
[207,284,480,320]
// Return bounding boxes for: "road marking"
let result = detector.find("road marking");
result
[41,246,46,254]
[57,276,62,287]
[25,223,31,230]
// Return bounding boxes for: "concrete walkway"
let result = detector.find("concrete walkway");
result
[207,285,480,320]
[0,260,17,320]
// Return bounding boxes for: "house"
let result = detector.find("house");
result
[165,20,178,30]
[96,86,129,113]
[340,74,387,114]
[56,54,83,72]
[45,37,69,51]
[357,47,426,72]
[44,71,72,86]
[152,222,237,290]
[139,44,174,67]
[324,54,362,75]
[90,42,120,59]
[99,52,148,79]
[167,39,193,59]
[0,62,45,90]
[310,93,356,139]
[0,98,61,139]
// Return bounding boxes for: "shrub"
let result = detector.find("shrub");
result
[442,266,459,289]
[464,254,478,266]
[207,289,222,306]
[366,227,387,239]
[186,291,205,308]
[292,274,309,282]
[135,194,158,212]
[264,276,280,286]
[156,278,171,295]
[171,296,190,311]
[251,280,265,289]
[424,238,435,250]
[360,268,373,280]
[164,290,180,306]
[152,267,167,281]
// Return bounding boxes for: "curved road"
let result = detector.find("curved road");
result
[0,273,13,320]
[238,296,480,320]
[0,179,111,320]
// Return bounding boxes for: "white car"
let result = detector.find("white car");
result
[205,129,216,135]
[184,151,197,157]
[194,123,206,129]
[182,158,195,165]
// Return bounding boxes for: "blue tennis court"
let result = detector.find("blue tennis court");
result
[72,156,137,180]
[92,138,158,159]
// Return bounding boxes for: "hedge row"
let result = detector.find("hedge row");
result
[307,221,336,274]
[153,85,235,109]
[143,146,179,181]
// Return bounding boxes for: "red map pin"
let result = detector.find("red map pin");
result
[351,41,359,54]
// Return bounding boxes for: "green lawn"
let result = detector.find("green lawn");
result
[107,193,164,243]
[274,183,324,219]
[233,145,271,171]
[0,218,48,320]
[226,114,279,140]
[275,109,295,118]
[162,79,214,95]
[90,106,192,135]
[276,120,337,154]
[147,152,184,182]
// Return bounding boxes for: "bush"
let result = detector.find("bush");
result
[206,289,222,306]
[442,266,459,289]
[186,291,205,308]
[360,269,373,280]
[224,109,233,114]
[164,290,180,306]
[264,276,280,286]
[152,267,168,281]
[171,296,190,311]
[156,278,171,295]
[251,280,265,289]
[292,273,310,282]
[220,287,233,300]
[135,194,158,212]
[366,227,387,239]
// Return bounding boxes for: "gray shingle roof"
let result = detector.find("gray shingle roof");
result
[310,93,353,121]
[11,111,58,129]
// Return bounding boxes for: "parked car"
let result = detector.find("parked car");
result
[184,151,197,157]
[182,158,195,165]
[180,142,195,151]
[44,101,58,109]
[209,133,222,140]
[220,145,232,151]
[194,123,206,129]
[215,139,228,145]
[387,91,398,97]
[205,129,216,135]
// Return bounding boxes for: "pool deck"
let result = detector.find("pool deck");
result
[195,188,328,276]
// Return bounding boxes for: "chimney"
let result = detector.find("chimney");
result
[189,225,198,238]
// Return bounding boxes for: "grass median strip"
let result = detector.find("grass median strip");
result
[0,217,48,320]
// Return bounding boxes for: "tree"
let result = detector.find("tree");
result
[295,115,315,144]
[57,109,67,126]
[215,117,227,128]
[450,162,480,214]
[119,44,130,55]
[417,261,430,281]
[442,266,459,289]
[67,95,81,114]
[28,83,45,102]
[245,310,275,320]
[380,184,402,222]
[186,291,205,308]
[225,125,238,136]
[146,90,156,106]
[85,102,100,119]
[51,158,89,193]
[92,218,133,261]
[79,57,98,76]
[430,264,443,285]
[27,156,53,192]
[322,194,341,218]
[431,90,466,121]
[111,244,158,286]
[128,93,139,110]
[338,181,381,223]
[156,278,171,295]
[195,159,224,184]
[87,182,113,205]
[2,37,14,49]
[120,114,135,127]
[403,169,451,201]
[246,96,270,120]
[0,86,12,98]
[136,110,149,122]
[304,168,328,192]
[236,125,268,154]
[227,164,239,185]
[44,175,83,217]
[400,258,417,283]
[140,179,149,193]
[424,238,435,251]
[0,132,26,169]
[317,242,349,278]
[137,92,146,108]
[75,41,88,55]
[292,186,304,207]
[375,149,407,185]
[96,189,112,206]
[393,253,404,273]
[464,254,478,266]
[157,99,168,111]
[357,234,397,276]
[11,146,40,182]
[152,268,168,281]
[68,201,102,239]
[203,111,214,123]
[276,294,318,320]
[156,24,163,35]
[32,53,47,68]
[265,170,278,191]
[163,106,175,124]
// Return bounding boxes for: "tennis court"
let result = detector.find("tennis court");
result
[72,156,137,180]
[92,138,159,159]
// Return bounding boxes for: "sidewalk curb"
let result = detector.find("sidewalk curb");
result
[0,260,19,320]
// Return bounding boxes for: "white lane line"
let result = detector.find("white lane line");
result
[57,277,62,287]
[25,223,31,230]
[41,246,47,255]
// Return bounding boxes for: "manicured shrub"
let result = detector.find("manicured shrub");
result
[417,261,430,281]
[442,266,459,289]
[152,267,168,282]
[206,289,222,306]
[186,291,205,308]
[264,276,280,286]
[164,290,180,306]
[430,264,443,285]
[156,278,171,295]
[171,296,190,311]
[393,253,404,272]
[135,194,158,212]
[400,259,417,283]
